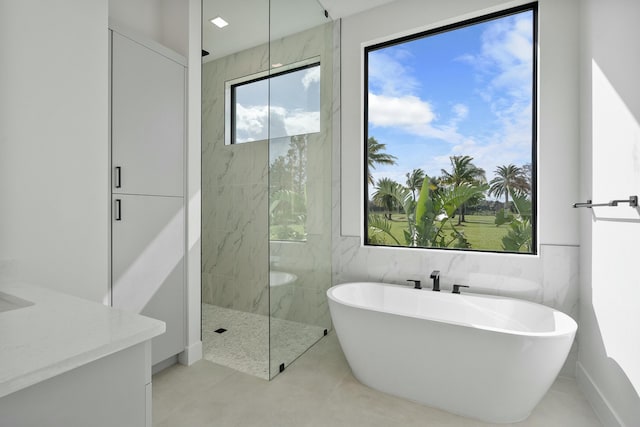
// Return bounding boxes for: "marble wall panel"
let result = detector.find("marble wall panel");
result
[270,231,332,327]
[332,238,578,306]
[202,22,333,329]
[267,23,334,329]
[331,236,580,375]
[202,40,270,316]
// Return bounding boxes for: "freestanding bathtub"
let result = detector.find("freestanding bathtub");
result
[327,282,577,423]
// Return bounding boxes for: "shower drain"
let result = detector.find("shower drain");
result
[214,328,227,334]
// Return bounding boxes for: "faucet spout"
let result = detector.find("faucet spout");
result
[429,270,440,292]
[407,279,422,289]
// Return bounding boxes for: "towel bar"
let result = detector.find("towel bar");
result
[573,195,638,208]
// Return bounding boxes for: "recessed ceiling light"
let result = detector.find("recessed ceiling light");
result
[210,16,228,28]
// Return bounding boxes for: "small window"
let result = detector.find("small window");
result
[226,60,321,242]
[226,61,321,144]
[364,4,537,254]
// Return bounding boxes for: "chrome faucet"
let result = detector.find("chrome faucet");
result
[429,270,440,291]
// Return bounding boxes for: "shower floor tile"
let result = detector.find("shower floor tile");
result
[201,304,325,379]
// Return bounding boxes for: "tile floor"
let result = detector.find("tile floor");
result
[201,304,325,379]
[152,332,602,426]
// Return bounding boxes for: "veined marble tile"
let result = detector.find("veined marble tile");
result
[541,245,580,317]
[331,237,580,375]
[208,274,237,310]
[202,20,334,376]
[202,229,242,279]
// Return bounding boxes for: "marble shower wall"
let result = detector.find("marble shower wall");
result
[202,22,333,325]
[269,22,333,329]
[202,42,270,316]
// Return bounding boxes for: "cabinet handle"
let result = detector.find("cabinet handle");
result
[114,166,121,188]
[115,199,122,221]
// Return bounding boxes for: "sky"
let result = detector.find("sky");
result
[234,64,321,144]
[367,10,534,194]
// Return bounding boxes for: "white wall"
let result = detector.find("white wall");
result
[158,0,190,57]
[577,0,640,424]
[0,0,110,302]
[337,1,579,284]
[109,0,161,43]
[340,0,580,245]
[181,0,203,366]
[109,0,189,57]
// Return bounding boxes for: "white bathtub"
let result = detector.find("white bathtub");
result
[327,282,577,423]
[270,271,298,318]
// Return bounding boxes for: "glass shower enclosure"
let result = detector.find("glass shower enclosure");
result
[201,0,333,379]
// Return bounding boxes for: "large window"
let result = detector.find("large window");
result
[364,4,537,254]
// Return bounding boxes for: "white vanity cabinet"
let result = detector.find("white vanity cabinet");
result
[110,27,186,366]
[0,283,165,427]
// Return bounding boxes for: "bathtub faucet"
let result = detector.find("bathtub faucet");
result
[406,279,422,289]
[429,270,440,291]
[452,284,469,294]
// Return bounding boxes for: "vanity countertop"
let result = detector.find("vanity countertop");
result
[0,282,165,398]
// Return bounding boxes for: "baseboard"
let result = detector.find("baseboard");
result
[178,340,202,366]
[576,361,624,427]
[152,355,178,375]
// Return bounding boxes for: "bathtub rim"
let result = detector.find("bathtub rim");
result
[327,282,577,338]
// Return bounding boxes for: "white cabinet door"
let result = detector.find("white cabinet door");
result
[112,32,185,197]
[112,194,185,364]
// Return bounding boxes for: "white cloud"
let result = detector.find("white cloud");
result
[476,14,533,100]
[483,16,533,68]
[369,93,435,126]
[301,67,320,90]
[451,103,469,123]
[235,103,319,142]
[282,110,320,136]
[368,12,534,185]
[367,46,476,145]
[368,50,419,96]
[369,93,468,144]
[448,123,532,183]
[453,13,534,179]
[235,104,269,142]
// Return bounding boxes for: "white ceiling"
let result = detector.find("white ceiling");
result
[319,0,396,20]
[202,0,397,61]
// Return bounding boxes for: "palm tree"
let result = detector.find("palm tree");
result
[521,163,533,194]
[440,155,486,224]
[405,168,425,201]
[427,175,443,196]
[488,164,529,211]
[368,174,486,248]
[367,137,397,185]
[372,177,402,220]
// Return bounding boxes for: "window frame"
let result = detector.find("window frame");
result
[363,2,538,255]
[224,57,321,146]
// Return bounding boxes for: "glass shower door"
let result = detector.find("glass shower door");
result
[201,0,272,379]
[268,0,334,379]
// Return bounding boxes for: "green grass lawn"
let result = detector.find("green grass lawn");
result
[374,214,508,251]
